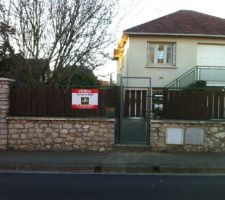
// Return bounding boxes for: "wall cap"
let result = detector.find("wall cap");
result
[7,116,115,122]
[151,119,225,124]
[0,78,15,82]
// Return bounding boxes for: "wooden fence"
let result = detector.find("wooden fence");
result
[9,86,119,117]
[163,90,225,120]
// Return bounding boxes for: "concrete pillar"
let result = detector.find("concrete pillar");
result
[0,78,15,150]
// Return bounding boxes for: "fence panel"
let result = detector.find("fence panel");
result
[10,86,119,117]
[163,90,225,120]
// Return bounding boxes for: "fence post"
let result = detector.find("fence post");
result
[0,78,15,150]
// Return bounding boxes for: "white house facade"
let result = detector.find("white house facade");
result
[114,10,225,88]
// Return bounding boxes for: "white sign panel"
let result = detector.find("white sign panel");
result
[72,89,98,109]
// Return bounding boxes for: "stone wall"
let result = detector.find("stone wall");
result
[151,120,225,152]
[0,78,14,150]
[7,117,114,151]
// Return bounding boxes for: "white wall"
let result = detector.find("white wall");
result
[121,36,225,87]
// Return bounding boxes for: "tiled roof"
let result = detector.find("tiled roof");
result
[124,10,225,37]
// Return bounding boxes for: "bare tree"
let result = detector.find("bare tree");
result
[0,0,117,85]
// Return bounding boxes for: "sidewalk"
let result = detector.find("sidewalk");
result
[1,151,225,174]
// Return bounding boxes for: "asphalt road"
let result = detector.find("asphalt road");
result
[0,172,225,200]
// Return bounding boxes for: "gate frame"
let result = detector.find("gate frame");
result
[118,76,151,145]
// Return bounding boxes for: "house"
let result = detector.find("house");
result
[114,10,225,88]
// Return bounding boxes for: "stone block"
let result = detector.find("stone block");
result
[219,127,225,132]
[95,137,107,142]
[63,123,73,129]
[72,145,80,150]
[107,124,114,129]
[0,105,9,111]
[28,128,36,133]
[86,141,93,146]
[60,129,68,134]
[74,124,82,129]
[83,125,90,129]
[36,128,44,133]
[0,138,6,145]
[64,145,73,151]
[27,134,34,139]
[22,140,29,145]
[82,137,91,141]
[45,138,53,144]
[45,128,53,133]
[215,132,225,139]
[99,147,106,152]
[99,128,108,133]
[14,124,24,129]
[55,138,64,143]
[99,124,106,128]
[51,123,62,129]
[80,145,88,150]
[0,129,7,135]
[52,132,59,138]
[209,127,218,133]
[53,144,62,150]
[69,129,76,134]
[0,119,7,123]
[65,142,73,146]
[17,140,23,145]
[21,133,27,139]
[11,134,20,139]
[86,131,96,137]
[37,133,46,138]
[0,123,7,129]
[0,88,9,94]
[45,145,52,150]
[75,138,82,145]
[90,125,98,131]
[66,135,76,142]
[89,146,98,151]
[39,123,48,128]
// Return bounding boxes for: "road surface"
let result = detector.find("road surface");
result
[0,172,225,199]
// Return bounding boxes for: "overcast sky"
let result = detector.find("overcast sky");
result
[94,0,225,81]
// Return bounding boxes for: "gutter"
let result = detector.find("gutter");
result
[123,32,225,38]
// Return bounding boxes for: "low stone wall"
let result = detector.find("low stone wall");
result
[7,117,114,151]
[150,120,225,152]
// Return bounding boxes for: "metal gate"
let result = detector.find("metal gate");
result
[118,77,151,144]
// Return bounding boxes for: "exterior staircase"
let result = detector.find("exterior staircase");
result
[166,66,225,89]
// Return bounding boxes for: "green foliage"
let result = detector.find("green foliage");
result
[49,65,100,86]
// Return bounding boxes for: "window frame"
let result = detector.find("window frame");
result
[147,42,176,67]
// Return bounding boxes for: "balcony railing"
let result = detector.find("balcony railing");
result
[166,66,225,89]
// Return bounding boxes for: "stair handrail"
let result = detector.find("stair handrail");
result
[165,66,198,88]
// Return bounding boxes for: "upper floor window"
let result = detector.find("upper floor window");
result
[147,42,176,66]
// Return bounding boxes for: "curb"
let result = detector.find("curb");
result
[1,165,225,174]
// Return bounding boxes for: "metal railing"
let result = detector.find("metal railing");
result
[166,66,225,89]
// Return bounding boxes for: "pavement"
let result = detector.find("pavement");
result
[1,150,225,174]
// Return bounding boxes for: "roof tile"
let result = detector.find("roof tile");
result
[124,10,225,36]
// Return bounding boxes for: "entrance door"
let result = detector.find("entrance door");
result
[119,77,151,145]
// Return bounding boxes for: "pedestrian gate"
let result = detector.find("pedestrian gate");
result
[119,77,151,144]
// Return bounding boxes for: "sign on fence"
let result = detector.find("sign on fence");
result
[72,89,98,110]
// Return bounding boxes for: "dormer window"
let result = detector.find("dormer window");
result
[147,42,176,66]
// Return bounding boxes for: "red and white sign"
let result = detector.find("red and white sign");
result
[72,89,98,109]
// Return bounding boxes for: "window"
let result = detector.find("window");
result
[147,42,176,66]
